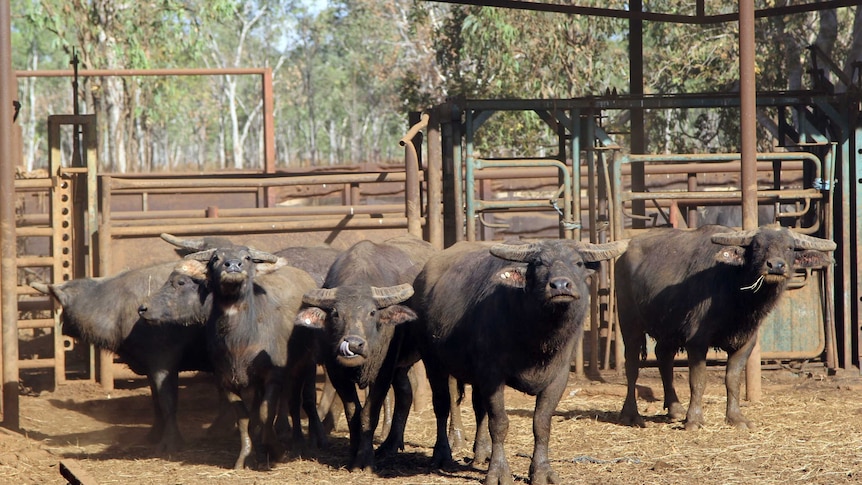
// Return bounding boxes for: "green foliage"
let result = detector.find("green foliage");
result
[10,1,861,171]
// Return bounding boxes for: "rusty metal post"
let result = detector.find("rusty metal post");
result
[97,176,114,391]
[739,0,761,402]
[401,113,427,239]
[0,0,20,430]
[262,68,275,207]
[426,109,443,249]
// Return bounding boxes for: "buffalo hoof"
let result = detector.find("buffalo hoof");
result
[375,437,404,460]
[619,411,646,428]
[430,444,458,472]
[485,461,514,485]
[667,402,686,421]
[727,415,755,430]
[683,419,705,431]
[530,462,560,485]
[155,436,184,454]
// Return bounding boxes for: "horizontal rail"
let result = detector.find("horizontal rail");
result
[107,216,417,237]
[18,318,54,330]
[110,204,406,221]
[104,172,408,191]
[18,358,56,370]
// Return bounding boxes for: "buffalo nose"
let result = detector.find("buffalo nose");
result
[766,258,786,273]
[549,277,573,291]
[137,303,147,316]
[225,259,243,272]
[339,336,366,357]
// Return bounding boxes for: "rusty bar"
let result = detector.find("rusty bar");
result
[17,67,269,78]
[629,0,646,230]
[400,113,427,238]
[111,204,407,221]
[97,176,114,390]
[262,68,275,207]
[106,171,407,190]
[426,109,444,249]
[107,216,414,238]
[0,0,19,431]
[739,0,761,402]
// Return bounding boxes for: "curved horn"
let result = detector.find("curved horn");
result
[489,243,540,262]
[161,233,208,251]
[371,284,414,308]
[711,228,760,247]
[185,248,216,262]
[249,248,279,264]
[578,239,630,262]
[789,231,837,251]
[302,288,338,309]
[30,282,50,295]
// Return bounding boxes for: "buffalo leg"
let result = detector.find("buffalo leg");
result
[256,382,284,468]
[377,366,413,459]
[481,383,513,485]
[227,390,252,470]
[447,376,467,451]
[655,339,685,421]
[354,374,392,472]
[426,362,455,470]
[472,387,491,464]
[724,334,757,430]
[146,369,184,452]
[318,370,341,434]
[301,364,328,449]
[620,331,646,427]
[684,346,708,430]
[529,362,567,485]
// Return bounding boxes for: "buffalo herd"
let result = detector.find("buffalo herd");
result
[32,224,835,485]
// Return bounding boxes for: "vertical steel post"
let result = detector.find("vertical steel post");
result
[629,0,646,229]
[426,109,443,249]
[0,0,20,430]
[739,0,761,402]
[262,68,275,207]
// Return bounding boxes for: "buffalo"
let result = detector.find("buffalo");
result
[180,247,318,469]
[615,224,835,430]
[31,263,221,453]
[294,234,436,472]
[137,254,328,454]
[414,238,628,485]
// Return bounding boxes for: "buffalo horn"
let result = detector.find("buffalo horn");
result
[711,228,760,247]
[185,248,217,262]
[161,233,207,250]
[489,243,540,262]
[789,231,837,251]
[371,284,414,308]
[249,248,279,263]
[302,288,338,309]
[30,282,50,295]
[578,239,630,262]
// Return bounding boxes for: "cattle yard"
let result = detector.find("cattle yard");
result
[4,7,862,484]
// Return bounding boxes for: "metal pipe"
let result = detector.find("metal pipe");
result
[400,113,428,238]
[426,110,444,249]
[0,0,19,431]
[106,216,415,238]
[740,0,761,402]
[105,171,408,190]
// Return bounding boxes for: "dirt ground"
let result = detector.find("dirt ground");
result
[2,364,862,485]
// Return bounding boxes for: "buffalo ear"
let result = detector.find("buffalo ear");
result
[793,250,833,269]
[714,246,746,266]
[295,307,328,330]
[494,266,527,289]
[378,305,418,326]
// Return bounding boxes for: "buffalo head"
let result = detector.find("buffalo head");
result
[295,284,416,368]
[712,225,835,291]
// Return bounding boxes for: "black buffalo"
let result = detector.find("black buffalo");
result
[414,238,628,485]
[294,235,436,472]
[615,224,835,430]
[137,257,327,454]
[181,247,318,469]
[31,263,222,453]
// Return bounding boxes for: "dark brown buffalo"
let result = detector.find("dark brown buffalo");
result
[31,263,221,453]
[616,224,835,430]
[180,247,318,469]
[294,235,436,472]
[414,238,628,485]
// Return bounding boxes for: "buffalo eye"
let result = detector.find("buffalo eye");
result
[576,260,584,268]
[177,279,185,286]
[330,308,338,318]
[369,309,376,318]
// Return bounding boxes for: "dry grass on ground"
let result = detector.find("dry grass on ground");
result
[2,365,861,484]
